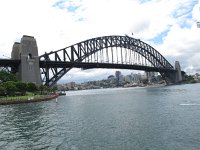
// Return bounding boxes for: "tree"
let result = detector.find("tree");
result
[52,86,57,93]
[39,85,47,95]
[4,81,17,96]
[16,82,27,96]
[27,82,38,92]
[0,85,6,96]
[183,75,195,83]
[0,71,16,83]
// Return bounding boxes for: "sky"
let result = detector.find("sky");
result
[0,0,200,83]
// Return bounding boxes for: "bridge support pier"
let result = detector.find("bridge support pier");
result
[164,61,183,84]
[174,61,182,83]
[11,35,41,85]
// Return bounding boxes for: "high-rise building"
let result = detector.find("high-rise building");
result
[115,71,121,79]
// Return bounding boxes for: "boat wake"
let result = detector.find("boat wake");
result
[180,103,200,106]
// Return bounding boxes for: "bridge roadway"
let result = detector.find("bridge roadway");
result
[0,59,20,72]
[39,60,176,73]
[0,58,175,73]
[0,59,20,67]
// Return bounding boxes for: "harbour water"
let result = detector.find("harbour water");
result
[0,83,200,150]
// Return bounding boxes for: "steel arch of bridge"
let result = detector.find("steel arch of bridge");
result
[39,35,175,86]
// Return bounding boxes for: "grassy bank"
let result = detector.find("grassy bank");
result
[0,92,39,101]
[0,93,59,105]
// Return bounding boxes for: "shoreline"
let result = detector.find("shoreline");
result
[0,94,59,105]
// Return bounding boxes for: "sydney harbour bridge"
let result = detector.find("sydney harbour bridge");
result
[0,35,183,87]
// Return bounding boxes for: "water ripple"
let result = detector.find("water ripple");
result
[1,84,200,149]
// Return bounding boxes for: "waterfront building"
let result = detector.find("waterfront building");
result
[115,71,122,79]
[131,73,142,83]
[124,75,132,83]
[57,84,67,91]
[141,74,147,80]
[66,82,76,90]
[146,72,157,83]
[119,74,124,83]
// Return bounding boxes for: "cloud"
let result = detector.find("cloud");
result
[155,20,200,73]
[0,0,199,82]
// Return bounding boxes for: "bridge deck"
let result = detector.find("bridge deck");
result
[0,59,20,67]
[0,59,175,73]
[39,61,176,73]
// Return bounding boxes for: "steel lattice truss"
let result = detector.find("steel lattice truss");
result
[39,35,175,86]
[0,59,20,73]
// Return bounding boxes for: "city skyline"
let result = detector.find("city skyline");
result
[59,69,145,83]
[0,0,200,83]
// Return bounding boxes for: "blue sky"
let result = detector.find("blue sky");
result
[53,0,81,12]
[0,0,200,83]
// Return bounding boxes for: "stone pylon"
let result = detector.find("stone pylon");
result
[162,61,183,84]
[11,35,41,85]
[175,61,182,83]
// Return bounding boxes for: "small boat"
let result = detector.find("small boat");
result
[58,92,66,96]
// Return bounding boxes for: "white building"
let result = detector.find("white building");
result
[124,75,132,83]
[131,73,142,83]
[119,75,124,82]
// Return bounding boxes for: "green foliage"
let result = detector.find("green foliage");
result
[182,75,196,83]
[0,71,17,96]
[27,82,38,92]
[4,81,17,96]
[39,85,44,95]
[15,82,27,95]
[52,86,57,92]
[39,85,49,95]
[0,71,52,97]
[0,71,16,83]
[0,85,6,96]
